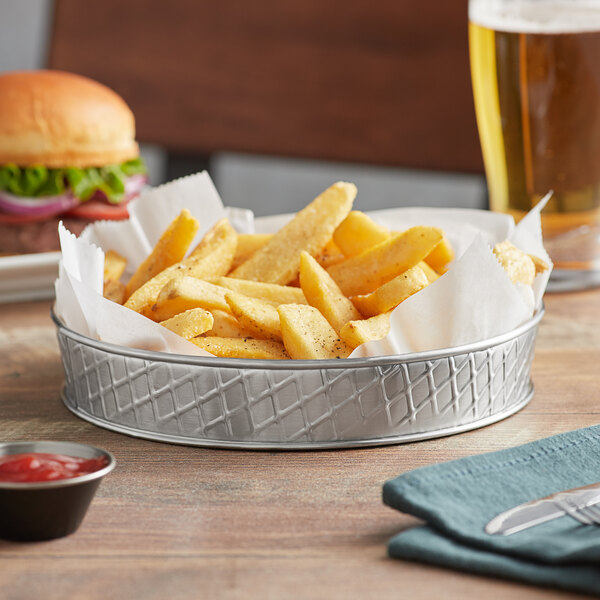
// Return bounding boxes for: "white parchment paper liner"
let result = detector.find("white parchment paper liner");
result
[55,172,552,358]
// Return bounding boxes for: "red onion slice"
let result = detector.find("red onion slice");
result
[0,190,79,218]
[0,174,148,221]
[124,173,148,196]
[88,174,149,204]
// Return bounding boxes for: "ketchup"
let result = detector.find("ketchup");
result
[0,453,108,483]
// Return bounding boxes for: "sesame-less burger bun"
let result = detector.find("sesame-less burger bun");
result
[0,70,139,168]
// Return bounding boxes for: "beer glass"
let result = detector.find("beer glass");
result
[469,0,600,289]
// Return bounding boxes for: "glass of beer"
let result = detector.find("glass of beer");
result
[469,0,600,290]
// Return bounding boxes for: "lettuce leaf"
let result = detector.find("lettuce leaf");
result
[0,158,147,204]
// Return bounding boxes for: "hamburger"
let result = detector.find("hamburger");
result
[0,70,147,254]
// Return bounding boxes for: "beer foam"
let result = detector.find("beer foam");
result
[469,0,600,33]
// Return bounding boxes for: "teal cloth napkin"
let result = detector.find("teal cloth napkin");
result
[383,426,600,596]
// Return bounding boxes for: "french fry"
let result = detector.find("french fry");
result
[333,210,390,257]
[187,218,237,264]
[299,251,361,334]
[104,250,127,283]
[340,312,392,348]
[327,226,443,296]
[103,250,128,303]
[230,181,356,284]
[103,279,126,304]
[151,277,230,321]
[230,233,273,271]
[225,291,282,341]
[124,209,199,299]
[212,276,307,305]
[529,253,549,276]
[191,336,289,360]
[315,239,346,268]
[493,240,539,286]
[424,236,454,273]
[351,264,430,318]
[159,308,214,339]
[418,261,440,283]
[124,218,237,317]
[277,304,352,359]
[204,310,253,338]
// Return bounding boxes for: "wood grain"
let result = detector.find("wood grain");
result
[49,0,483,173]
[0,294,597,600]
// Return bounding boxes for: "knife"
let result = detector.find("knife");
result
[485,482,600,535]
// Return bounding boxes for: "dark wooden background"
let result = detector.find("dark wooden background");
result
[49,0,482,173]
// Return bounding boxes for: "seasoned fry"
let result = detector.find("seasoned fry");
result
[104,250,127,283]
[418,261,440,283]
[315,239,346,268]
[212,276,307,305]
[159,308,214,339]
[299,251,361,334]
[493,240,542,286]
[191,336,289,360]
[103,250,128,303]
[340,312,392,348]
[225,291,282,341]
[333,211,390,257]
[103,279,126,304]
[277,304,352,359]
[124,218,237,318]
[424,236,454,273]
[352,264,430,318]
[187,218,237,264]
[230,181,356,284]
[327,226,443,296]
[230,233,273,271]
[124,209,199,299]
[529,253,550,276]
[203,310,253,338]
[151,277,230,321]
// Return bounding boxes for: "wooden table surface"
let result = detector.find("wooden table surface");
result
[1,293,599,600]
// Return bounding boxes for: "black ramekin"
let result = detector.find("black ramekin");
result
[0,441,116,541]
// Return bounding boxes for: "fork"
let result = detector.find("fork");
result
[554,497,600,525]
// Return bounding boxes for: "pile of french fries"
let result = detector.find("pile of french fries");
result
[102,181,547,360]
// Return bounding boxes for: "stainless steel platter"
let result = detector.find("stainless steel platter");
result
[54,309,543,450]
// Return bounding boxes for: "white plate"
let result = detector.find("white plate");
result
[0,251,60,303]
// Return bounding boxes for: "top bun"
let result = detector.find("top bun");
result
[0,70,139,168]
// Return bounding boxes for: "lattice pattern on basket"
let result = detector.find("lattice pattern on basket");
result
[57,324,538,446]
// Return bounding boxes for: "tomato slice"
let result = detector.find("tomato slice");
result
[63,199,131,221]
[0,199,132,223]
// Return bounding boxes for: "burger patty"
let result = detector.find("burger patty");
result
[0,218,90,255]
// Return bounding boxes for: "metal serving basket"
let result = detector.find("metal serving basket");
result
[54,310,543,450]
